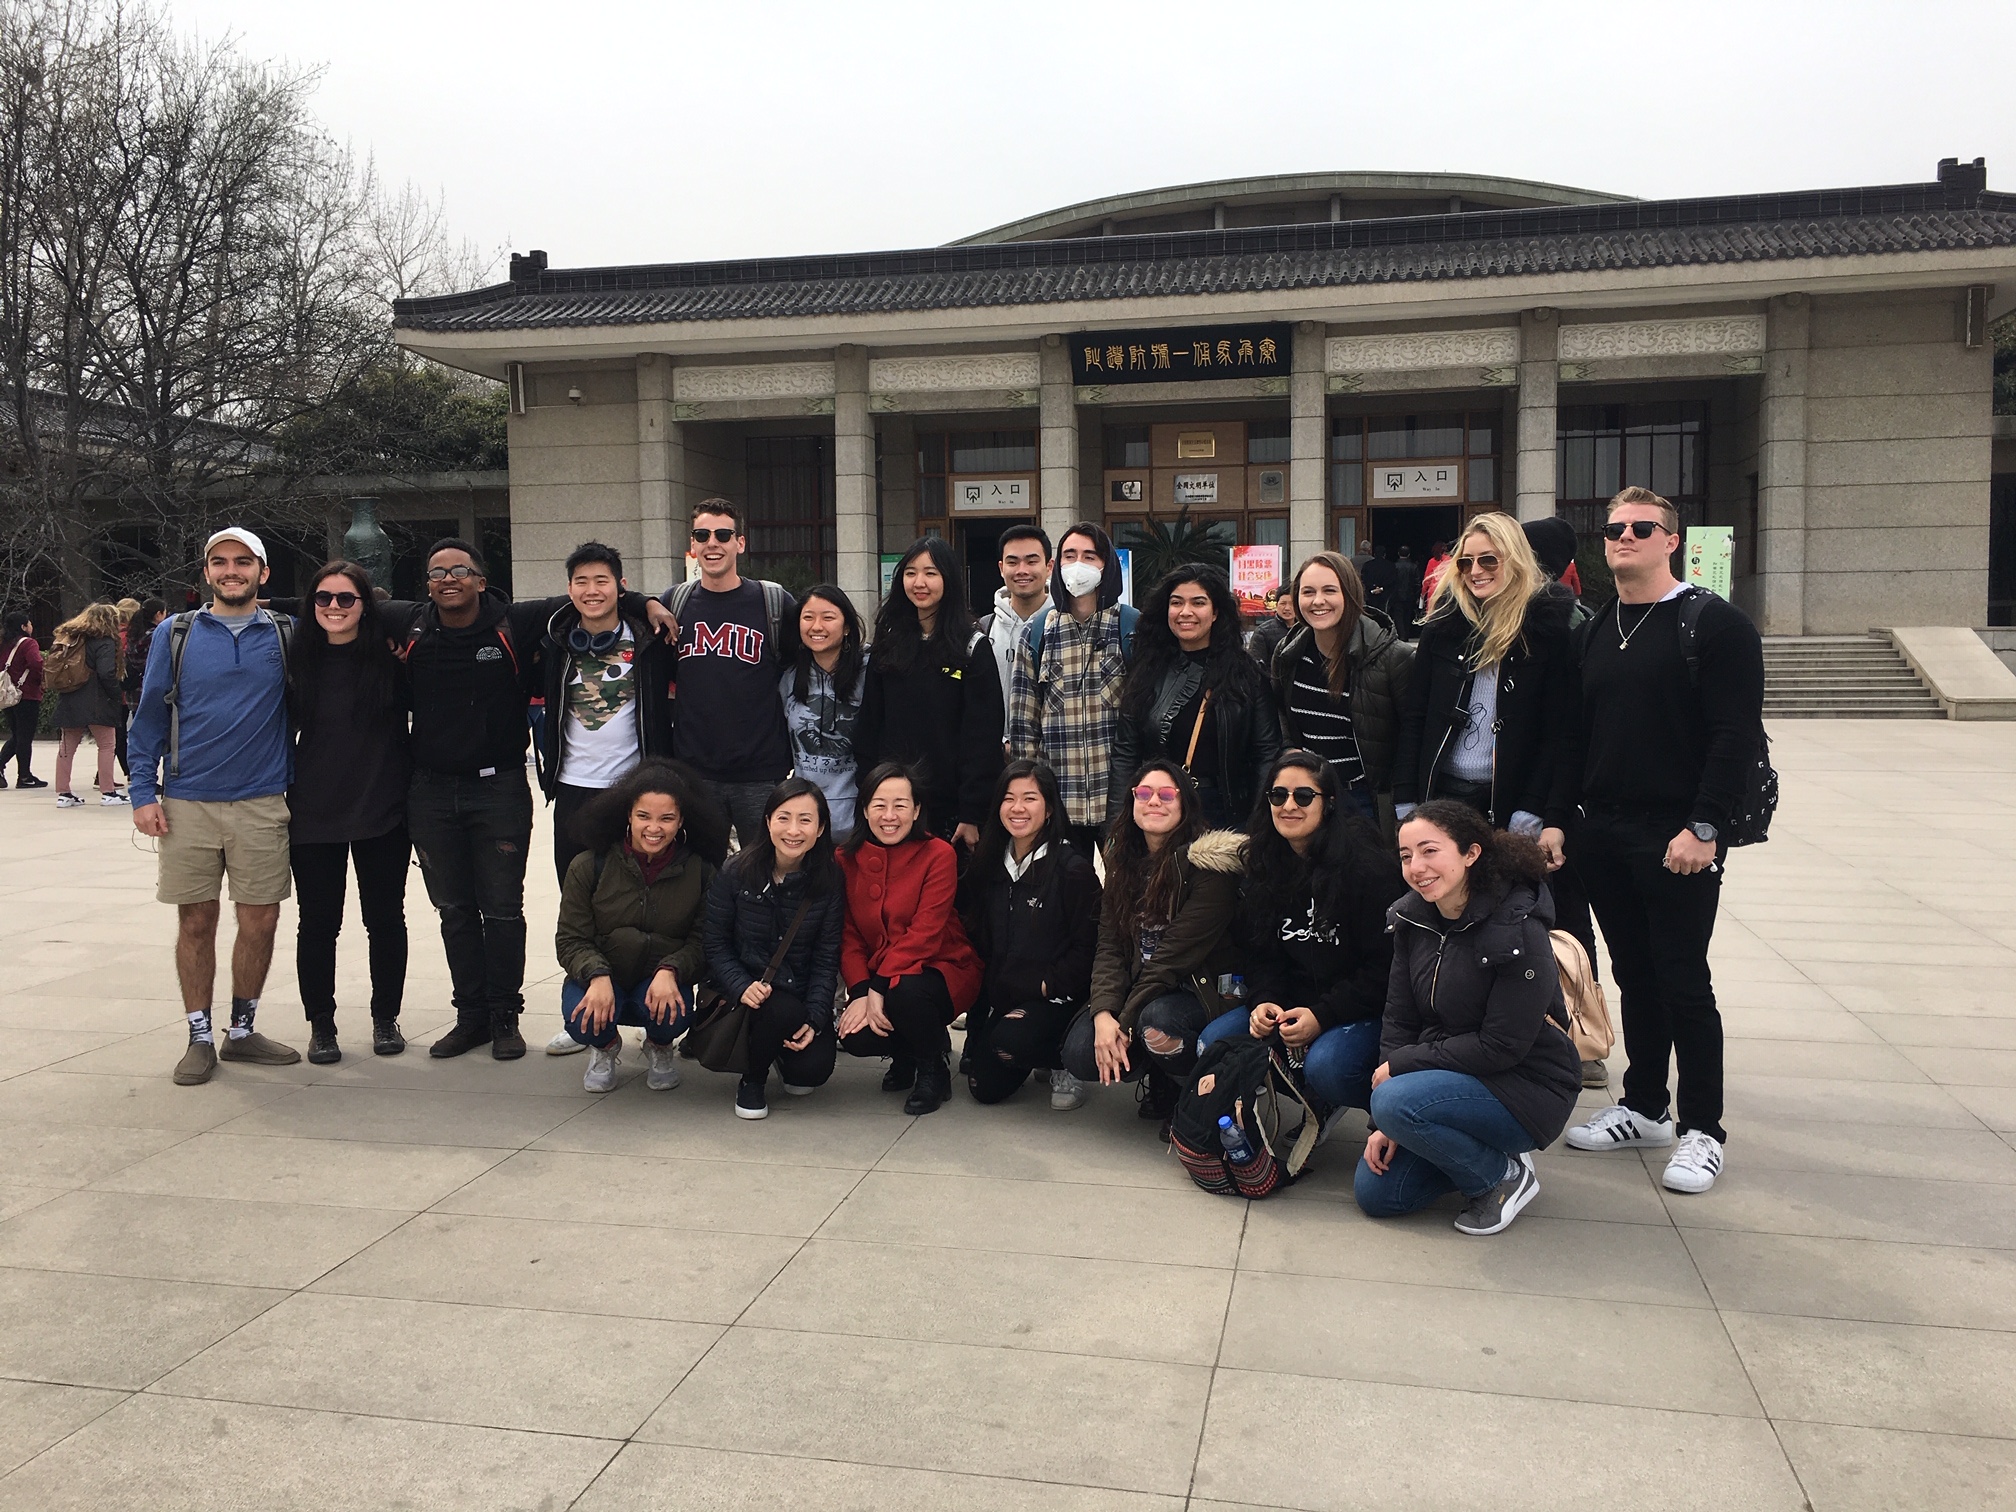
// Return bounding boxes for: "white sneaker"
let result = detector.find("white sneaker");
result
[780,1081,816,1098]
[1049,1068,1086,1111]
[1662,1130,1725,1194]
[1565,1103,1675,1151]
[644,1042,681,1091]
[545,1029,586,1056]
[55,792,83,808]
[100,789,128,805]
[582,1043,620,1093]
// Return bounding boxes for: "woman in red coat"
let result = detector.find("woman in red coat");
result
[837,761,983,1114]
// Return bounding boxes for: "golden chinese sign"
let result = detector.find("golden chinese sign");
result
[1070,324,1292,386]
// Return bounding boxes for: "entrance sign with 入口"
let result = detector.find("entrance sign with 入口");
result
[1173,473,1219,504]
[1071,324,1292,386]
[952,477,1033,515]
[1229,544,1284,616]
[1685,525,1733,598]
[1371,464,1461,501]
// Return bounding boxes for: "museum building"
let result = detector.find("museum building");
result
[392,161,2016,633]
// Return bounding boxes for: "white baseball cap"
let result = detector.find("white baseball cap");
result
[203,527,268,565]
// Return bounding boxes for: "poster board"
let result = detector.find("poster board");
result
[1228,544,1284,616]
[1684,526,1733,598]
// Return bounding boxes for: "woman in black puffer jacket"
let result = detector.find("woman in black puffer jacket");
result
[1358,799,1582,1237]
[702,777,845,1121]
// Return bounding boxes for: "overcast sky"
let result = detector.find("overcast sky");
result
[179,0,2016,284]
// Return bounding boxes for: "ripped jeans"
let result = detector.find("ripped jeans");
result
[408,768,532,1023]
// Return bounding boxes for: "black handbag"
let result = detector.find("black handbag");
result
[683,895,813,1076]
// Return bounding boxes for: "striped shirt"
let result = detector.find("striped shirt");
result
[1283,643,1365,786]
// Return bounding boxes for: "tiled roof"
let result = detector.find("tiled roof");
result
[393,184,2016,334]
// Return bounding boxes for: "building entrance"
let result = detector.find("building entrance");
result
[959,519,1009,613]
[1366,504,1461,570]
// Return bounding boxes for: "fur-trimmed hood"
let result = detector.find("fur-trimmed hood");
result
[1184,829,1248,874]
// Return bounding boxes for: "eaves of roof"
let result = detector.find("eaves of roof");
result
[393,183,2016,335]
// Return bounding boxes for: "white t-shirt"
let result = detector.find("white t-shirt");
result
[560,625,640,789]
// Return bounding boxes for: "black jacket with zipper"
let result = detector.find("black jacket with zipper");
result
[854,632,1005,829]
[1391,583,1580,828]
[960,844,1103,1011]
[1270,608,1412,791]
[1382,878,1582,1147]
[1109,651,1282,823]
[702,855,845,1032]
[534,601,677,798]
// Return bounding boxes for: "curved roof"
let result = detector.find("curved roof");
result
[951,171,1634,245]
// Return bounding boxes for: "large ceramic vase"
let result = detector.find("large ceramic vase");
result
[341,496,394,590]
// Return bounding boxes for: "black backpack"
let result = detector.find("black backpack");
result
[1169,1036,1320,1199]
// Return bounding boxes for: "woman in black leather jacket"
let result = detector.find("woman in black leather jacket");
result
[1109,565,1279,830]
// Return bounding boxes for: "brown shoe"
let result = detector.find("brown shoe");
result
[218,1030,302,1066]
[173,1041,218,1086]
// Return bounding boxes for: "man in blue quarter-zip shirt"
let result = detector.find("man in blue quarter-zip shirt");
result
[130,528,303,1086]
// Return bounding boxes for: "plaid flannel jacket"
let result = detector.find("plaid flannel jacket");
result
[1006,605,1126,828]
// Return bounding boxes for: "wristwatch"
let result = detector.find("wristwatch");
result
[1687,822,1718,844]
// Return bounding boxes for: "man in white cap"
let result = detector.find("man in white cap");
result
[128,527,302,1084]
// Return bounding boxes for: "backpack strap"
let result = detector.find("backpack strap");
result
[162,611,199,779]
[760,580,786,655]
[1026,601,1139,675]
[1674,585,1711,690]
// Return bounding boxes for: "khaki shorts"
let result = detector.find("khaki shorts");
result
[157,794,293,906]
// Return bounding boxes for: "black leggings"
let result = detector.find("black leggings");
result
[0,699,37,779]
[291,826,412,1022]
[840,968,955,1064]
[967,996,1080,1103]
[743,988,837,1089]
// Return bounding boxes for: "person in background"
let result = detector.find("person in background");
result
[960,758,1101,1110]
[51,602,125,807]
[554,760,725,1094]
[855,537,1003,847]
[1111,565,1278,832]
[0,611,47,789]
[1359,800,1579,1235]
[1245,585,1296,671]
[1562,486,1765,1196]
[129,529,302,1085]
[1359,545,1399,623]
[979,525,1051,725]
[1522,517,1587,620]
[1066,762,1244,1138]
[1006,521,1138,860]
[1392,546,1423,641]
[1420,541,1452,621]
[287,561,412,1063]
[113,597,142,779]
[703,777,845,1120]
[781,585,866,835]
[836,763,984,1116]
[1197,750,1400,1128]
[1270,551,1412,829]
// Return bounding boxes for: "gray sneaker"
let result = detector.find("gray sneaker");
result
[1049,1068,1086,1111]
[582,1043,620,1093]
[1454,1152,1540,1237]
[546,1029,587,1056]
[1581,1058,1609,1088]
[644,1042,681,1091]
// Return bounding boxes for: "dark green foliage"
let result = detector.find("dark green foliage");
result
[278,363,507,474]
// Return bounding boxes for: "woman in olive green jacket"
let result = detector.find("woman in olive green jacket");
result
[555,759,725,1094]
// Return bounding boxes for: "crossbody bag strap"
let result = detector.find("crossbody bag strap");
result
[759,896,815,987]
[1182,689,1212,770]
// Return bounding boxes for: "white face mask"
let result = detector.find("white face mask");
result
[1059,561,1103,598]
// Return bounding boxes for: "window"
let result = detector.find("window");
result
[1368,411,1464,461]
[1246,418,1291,464]
[1331,410,1499,511]
[745,436,835,596]
[949,430,1035,473]
[1556,402,1710,604]
[1104,424,1151,469]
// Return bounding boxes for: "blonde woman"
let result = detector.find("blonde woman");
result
[51,602,126,807]
[1391,511,1578,853]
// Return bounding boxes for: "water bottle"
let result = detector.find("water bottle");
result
[1218,1114,1256,1166]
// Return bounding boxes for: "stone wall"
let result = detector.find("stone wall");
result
[507,366,640,598]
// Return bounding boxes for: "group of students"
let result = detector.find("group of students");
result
[0,595,169,799]
[96,480,1762,1231]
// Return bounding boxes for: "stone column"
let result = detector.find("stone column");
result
[833,345,877,609]
[1039,336,1079,545]
[880,414,918,553]
[1757,294,1810,635]
[636,353,684,588]
[1288,320,1326,565]
[1515,309,1559,522]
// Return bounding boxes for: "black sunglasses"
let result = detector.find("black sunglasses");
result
[1267,785,1320,809]
[312,590,360,609]
[1455,553,1499,574]
[691,527,738,544]
[1602,520,1667,541]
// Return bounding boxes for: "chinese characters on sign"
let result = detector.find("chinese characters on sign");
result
[952,477,1033,515]
[1071,324,1293,386]
[1685,526,1733,598]
[1228,544,1284,616]
[1370,465,1462,501]
[1172,473,1219,504]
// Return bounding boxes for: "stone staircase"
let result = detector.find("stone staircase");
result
[1762,635,1945,719]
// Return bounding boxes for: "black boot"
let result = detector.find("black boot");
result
[306,1015,341,1066]
[904,1052,951,1116]
[429,1015,493,1059]
[373,1018,406,1056]
[881,1055,916,1092]
[489,1011,526,1060]
[1139,1068,1179,1142]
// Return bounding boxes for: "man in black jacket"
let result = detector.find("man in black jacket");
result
[1561,488,1765,1196]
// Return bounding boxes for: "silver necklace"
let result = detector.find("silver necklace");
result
[1617,600,1660,649]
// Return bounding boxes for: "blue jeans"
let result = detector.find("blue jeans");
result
[561,977,694,1049]
[1198,1010,1381,1114]
[1354,1069,1535,1216]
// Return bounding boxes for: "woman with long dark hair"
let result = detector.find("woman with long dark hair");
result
[1064,760,1245,1136]
[960,758,1102,1109]
[556,759,726,1093]
[1197,751,1401,1123]
[1358,800,1581,1235]
[836,762,984,1114]
[0,610,47,789]
[703,777,846,1120]
[1110,565,1279,831]
[854,537,1003,846]
[782,585,866,835]
[287,560,413,1062]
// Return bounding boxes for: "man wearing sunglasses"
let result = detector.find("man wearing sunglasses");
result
[1562,486,1764,1197]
